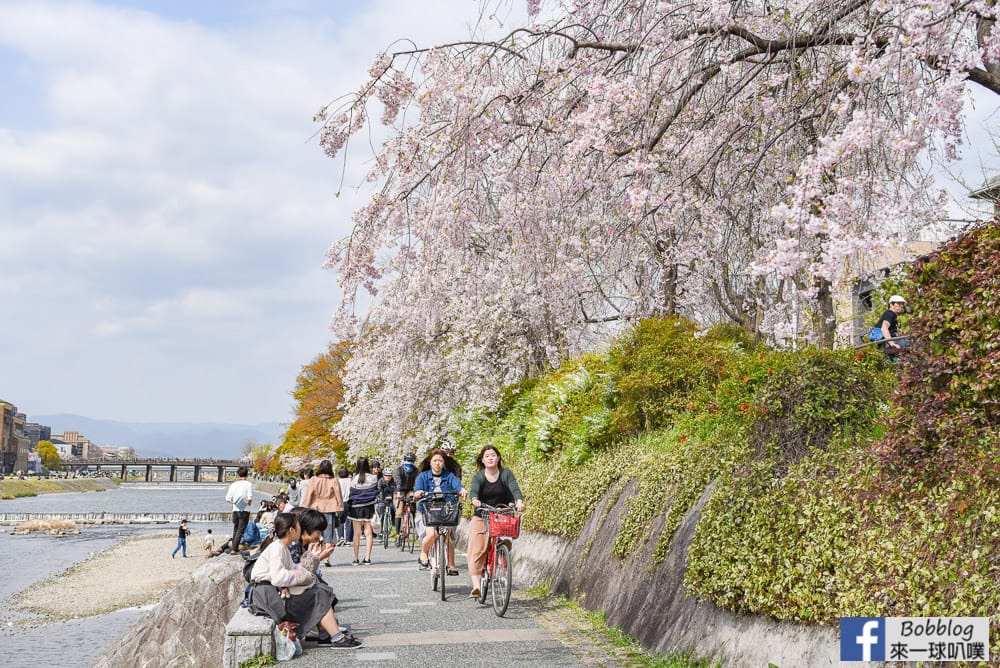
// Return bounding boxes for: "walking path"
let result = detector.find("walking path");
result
[288,533,590,667]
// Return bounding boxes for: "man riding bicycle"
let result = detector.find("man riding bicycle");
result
[392,453,419,535]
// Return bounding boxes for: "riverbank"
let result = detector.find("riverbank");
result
[11,530,207,622]
[0,477,117,500]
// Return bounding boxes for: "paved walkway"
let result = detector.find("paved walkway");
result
[287,532,590,667]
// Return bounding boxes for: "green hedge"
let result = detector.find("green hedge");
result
[447,259,997,652]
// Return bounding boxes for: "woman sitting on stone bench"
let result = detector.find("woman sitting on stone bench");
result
[246,513,361,649]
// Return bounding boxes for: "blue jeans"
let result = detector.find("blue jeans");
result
[322,512,338,544]
[172,537,187,558]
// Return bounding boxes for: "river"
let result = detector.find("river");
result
[0,483,270,668]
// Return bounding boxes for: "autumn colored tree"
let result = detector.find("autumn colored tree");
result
[36,440,61,470]
[277,341,350,467]
[319,0,999,455]
[243,441,282,476]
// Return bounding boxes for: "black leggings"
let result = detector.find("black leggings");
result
[231,510,250,553]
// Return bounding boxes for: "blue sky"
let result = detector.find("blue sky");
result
[0,0,995,428]
[0,0,515,425]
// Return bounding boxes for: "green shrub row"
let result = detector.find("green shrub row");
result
[445,224,999,652]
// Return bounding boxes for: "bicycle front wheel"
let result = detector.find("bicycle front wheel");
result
[491,542,512,616]
[407,512,417,553]
[477,567,489,604]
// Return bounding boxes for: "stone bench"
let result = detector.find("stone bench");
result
[223,607,275,668]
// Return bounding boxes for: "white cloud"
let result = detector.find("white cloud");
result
[0,0,510,425]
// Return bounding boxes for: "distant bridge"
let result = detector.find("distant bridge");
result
[63,458,247,483]
[0,511,230,524]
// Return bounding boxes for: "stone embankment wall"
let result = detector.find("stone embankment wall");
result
[511,481,839,667]
[93,557,245,668]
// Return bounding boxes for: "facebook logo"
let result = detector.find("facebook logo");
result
[841,617,886,661]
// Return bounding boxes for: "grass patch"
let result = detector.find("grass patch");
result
[526,581,720,667]
[238,655,277,668]
[0,478,116,500]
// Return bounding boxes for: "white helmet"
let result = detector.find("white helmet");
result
[889,295,906,304]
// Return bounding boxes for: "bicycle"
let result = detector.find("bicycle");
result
[396,494,417,554]
[378,499,395,549]
[474,503,522,617]
[420,492,462,601]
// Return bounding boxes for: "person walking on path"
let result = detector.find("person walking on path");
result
[171,519,190,558]
[348,457,380,565]
[226,466,253,555]
[337,467,353,545]
[299,467,313,507]
[301,459,344,567]
[287,477,302,506]
[467,445,525,597]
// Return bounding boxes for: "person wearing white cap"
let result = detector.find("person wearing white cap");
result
[878,295,908,356]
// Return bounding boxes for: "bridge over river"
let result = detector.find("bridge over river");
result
[63,458,247,482]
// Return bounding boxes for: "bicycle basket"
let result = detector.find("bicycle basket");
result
[420,500,461,527]
[487,511,521,538]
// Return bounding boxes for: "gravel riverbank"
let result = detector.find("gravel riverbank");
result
[12,530,209,622]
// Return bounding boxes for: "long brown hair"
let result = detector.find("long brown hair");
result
[419,448,453,473]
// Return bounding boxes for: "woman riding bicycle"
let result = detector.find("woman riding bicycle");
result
[412,448,467,571]
[467,445,524,598]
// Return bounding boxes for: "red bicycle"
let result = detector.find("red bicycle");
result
[474,503,522,616]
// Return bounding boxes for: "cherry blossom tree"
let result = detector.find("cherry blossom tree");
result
[319,0,1000,454]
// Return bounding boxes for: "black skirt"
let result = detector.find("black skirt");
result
[348,503,375,522]
[248,580,336,630]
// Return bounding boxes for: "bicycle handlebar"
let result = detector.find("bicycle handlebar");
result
[476,502,522,516]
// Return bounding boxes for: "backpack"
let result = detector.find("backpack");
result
[868,326,884,342]
[242,553,259,583]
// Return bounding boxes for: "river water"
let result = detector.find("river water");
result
[0,483,270,668]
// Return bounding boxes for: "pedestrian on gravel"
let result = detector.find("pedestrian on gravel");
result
[225,466,253,555]
[171,519,190,558]
[203,528,215,557]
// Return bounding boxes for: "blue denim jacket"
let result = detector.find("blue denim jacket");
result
[414,470,464,505]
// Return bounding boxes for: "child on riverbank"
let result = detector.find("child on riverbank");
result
[203,529,215,557]
[171,519,190,558]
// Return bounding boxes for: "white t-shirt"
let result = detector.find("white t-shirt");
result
[204,534,215,549]
[226,479,253,512]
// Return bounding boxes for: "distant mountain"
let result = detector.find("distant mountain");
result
[33,414,286,459]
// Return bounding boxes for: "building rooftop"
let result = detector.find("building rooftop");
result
[970,175,1000,201]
